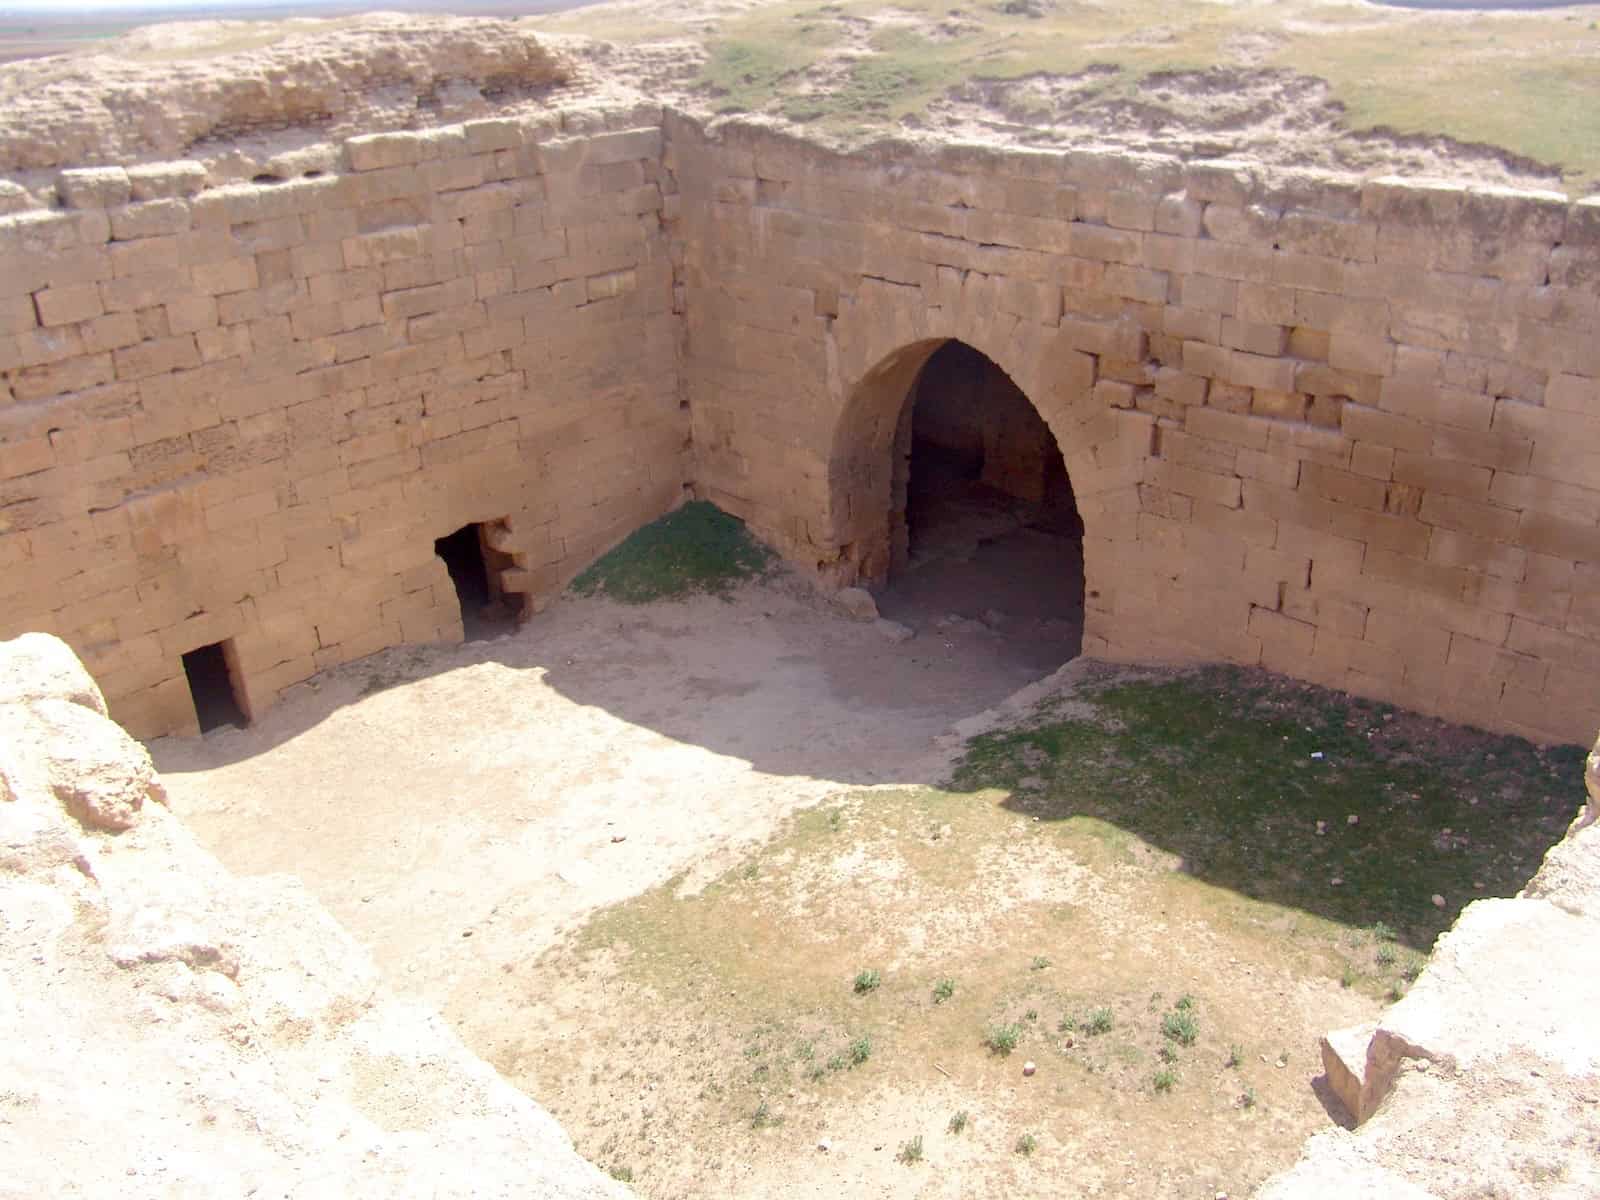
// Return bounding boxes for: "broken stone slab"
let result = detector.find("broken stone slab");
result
[1521,816,1600,919]
[1361,897,1600,1119]
[1319,1020,1379,1124]
[834,587,879,621]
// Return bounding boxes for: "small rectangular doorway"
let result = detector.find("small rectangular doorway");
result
[182,640,248,733]
[435,521,521,641]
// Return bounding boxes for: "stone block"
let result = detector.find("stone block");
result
[57,167,131,210]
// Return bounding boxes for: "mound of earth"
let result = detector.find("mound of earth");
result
[0,14,572,175]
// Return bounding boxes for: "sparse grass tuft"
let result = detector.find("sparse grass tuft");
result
[570,501,771,604]
[948,1109,969,1134]
[896,1134,924,1165]
[1015,1132,1038,1156]
[932,977,956,1004]
[853,968,881,995]
[750,1099,781,1129]
[985,1022,1023,1055]
[849,1034,872,1066]
[1153,1067,1178,1092]
[1085,1007,1114,1037]
[1226,1044,1243,1069]
[608,1165,634,1182]
[1161,1009,1199,1047]
[1031,955,1051,970]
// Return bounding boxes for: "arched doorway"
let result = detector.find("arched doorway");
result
[876,339,1085,670]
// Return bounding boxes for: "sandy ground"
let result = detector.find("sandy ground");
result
[152,559,1386,1199]
[153,558,1078,1020]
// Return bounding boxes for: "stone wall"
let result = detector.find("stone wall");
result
[671,118,1600,746]
[0,109,682,737]
[3,104,1598,743]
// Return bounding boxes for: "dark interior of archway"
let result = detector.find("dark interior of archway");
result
[183,641,247,733]
[876,340,1085,678]
[435,523,518,642]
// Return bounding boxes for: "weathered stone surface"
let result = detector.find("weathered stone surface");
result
[0,631,108,715]
[1371,898,1600,1087]
[1255,1129,1441,1199]
[56,165,129,208]
[2,697,161,833]
[1,635,632,1200]
[1522,816,1600,918]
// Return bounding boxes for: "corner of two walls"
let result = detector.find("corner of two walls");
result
[0,109,685,738]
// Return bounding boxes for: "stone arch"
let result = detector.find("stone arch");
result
[823,300,1144,610]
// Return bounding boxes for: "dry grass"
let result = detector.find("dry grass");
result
[543,0,1600,191]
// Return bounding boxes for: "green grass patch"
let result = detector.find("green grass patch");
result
[569,500,772,604]
[950,665,1583,951]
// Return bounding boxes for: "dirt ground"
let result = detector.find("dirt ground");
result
[152,541,1385,1199]
[152,552,1074,1016]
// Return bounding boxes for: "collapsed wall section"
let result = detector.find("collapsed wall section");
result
[0,111,683,738]
[672,117,1600,746]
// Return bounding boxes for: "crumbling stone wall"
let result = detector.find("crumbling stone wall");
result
[0,110,682,737]
[672,118,1600,746]
[3,104,1598,743]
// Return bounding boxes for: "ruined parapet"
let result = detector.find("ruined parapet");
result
[0,15,574,193]
[0,632,633,1198]
[1259,734,1600,1197]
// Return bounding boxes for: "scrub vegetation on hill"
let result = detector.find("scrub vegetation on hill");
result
[540,0,1600,191]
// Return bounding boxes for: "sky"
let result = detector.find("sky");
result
[0,0,449,12]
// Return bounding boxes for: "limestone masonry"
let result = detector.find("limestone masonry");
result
[0,631,631,1199]
[1,47,1598,742]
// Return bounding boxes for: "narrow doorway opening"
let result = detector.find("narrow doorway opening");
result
[435,522,520,642]
[880,339,1085,672]
[182,640,248,733]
